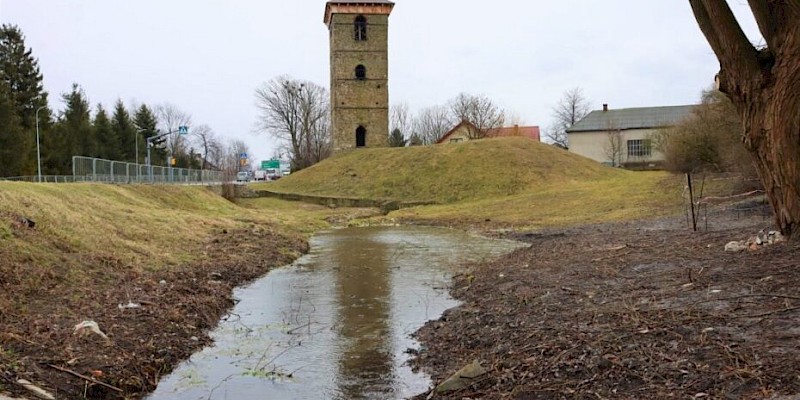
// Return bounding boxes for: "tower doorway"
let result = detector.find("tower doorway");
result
[356,126,367,147]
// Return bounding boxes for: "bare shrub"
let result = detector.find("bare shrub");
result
[659,90,758,188]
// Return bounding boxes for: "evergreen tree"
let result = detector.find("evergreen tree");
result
[111,100,136,162]
[388,128,407,147]
[0,82,26,177]
[175,147,201,169]
[47,84,92,174]
[133,104,163,166]
[93,105,119,160]
[0,24,49,175]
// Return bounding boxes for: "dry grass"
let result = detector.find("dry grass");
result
[393,172,683,229]
[0,183,349,274]
[257,138,685,229]
[261,137,628,203]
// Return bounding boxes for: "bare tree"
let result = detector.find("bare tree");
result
[206,138,225,171]
[413,105,452,145]
[689,1,800,238]
[155,103,192,160]
[217,139,250,176]
[448,93,505,139]
[255,76,330,171]
[547,87,591,149]
[390,102,412,141]
[302,107,331,165]
[191,124,222,169]
[603,121,623,167]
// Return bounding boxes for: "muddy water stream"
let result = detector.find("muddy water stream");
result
[149,226,523,400]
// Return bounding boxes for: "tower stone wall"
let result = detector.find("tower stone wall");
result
[326,2,393,152]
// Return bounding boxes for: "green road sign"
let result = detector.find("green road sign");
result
[261,159,280,169]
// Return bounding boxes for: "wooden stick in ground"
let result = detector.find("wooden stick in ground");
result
[46,364,123,393]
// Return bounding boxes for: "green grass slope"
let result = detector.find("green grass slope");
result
[266,137,631,203]
[0,183,338,271]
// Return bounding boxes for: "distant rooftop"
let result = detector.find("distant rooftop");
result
[324,1,395,24]
[567,105,696,132]
[487,126,541,142]
[437,121,541,144]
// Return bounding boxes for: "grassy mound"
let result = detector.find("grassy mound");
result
[262,138,684,228]
[265,137,630,203]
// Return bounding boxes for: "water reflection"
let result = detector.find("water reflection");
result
[332,232,393,399]
[148,226,523,400]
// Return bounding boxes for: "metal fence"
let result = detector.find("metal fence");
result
[70,156,229,184]
[0,175,78,183]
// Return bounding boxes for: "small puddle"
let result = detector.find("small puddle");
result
[149,226,523,399]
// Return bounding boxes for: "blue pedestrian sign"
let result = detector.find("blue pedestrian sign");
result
[178,126,189,135]
[240,153,248,159]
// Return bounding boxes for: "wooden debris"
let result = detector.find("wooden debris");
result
[16,379,55,400]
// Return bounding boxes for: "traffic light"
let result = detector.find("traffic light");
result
[151,137,167,147]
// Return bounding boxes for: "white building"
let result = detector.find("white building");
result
[567,104,695,169]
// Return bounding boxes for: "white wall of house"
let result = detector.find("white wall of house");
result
[569,128,664,166]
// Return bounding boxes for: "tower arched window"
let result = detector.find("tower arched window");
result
[354,15,367,41]
[356,126,367,147]
[355,64,366,80]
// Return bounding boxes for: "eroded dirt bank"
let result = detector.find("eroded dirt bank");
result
[412,217,800,399]
[0,224,307,399]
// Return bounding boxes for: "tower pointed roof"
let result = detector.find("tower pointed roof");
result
[324,1,395,25]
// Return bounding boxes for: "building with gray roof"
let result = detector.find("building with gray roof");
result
[566,104,697,169]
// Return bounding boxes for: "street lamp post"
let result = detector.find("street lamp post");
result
[135,129,141,166]
[135,127,149,165]
[35,106,47,183]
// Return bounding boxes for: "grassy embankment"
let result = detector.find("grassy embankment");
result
[0,183,364,315]
[0,183,370,397]
[261,137,685,229]
[0,184,343,269]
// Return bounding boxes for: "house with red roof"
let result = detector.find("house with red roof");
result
[436,121,541,144]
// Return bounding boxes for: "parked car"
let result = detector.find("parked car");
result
[236,171,250,183]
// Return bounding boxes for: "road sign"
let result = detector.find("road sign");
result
[178,126,189,135]
[240,153,248,159]
[261,159,280,169]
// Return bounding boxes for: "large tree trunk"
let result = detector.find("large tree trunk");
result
[690,0,800,238]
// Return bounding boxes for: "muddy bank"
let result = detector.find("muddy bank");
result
[0,222,307,399]
[411,215,800,399]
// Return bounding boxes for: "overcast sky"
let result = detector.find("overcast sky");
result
[0,1,762,164]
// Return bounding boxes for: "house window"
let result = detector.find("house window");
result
[356,126,366,147]
[354,15,367,41]
[627,139,652,157]
[355,64,366,80]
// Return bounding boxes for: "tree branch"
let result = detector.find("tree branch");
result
[690,0,761,82]
[747,0,778,49]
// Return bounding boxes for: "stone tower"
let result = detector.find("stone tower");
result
[324,1,394,152]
